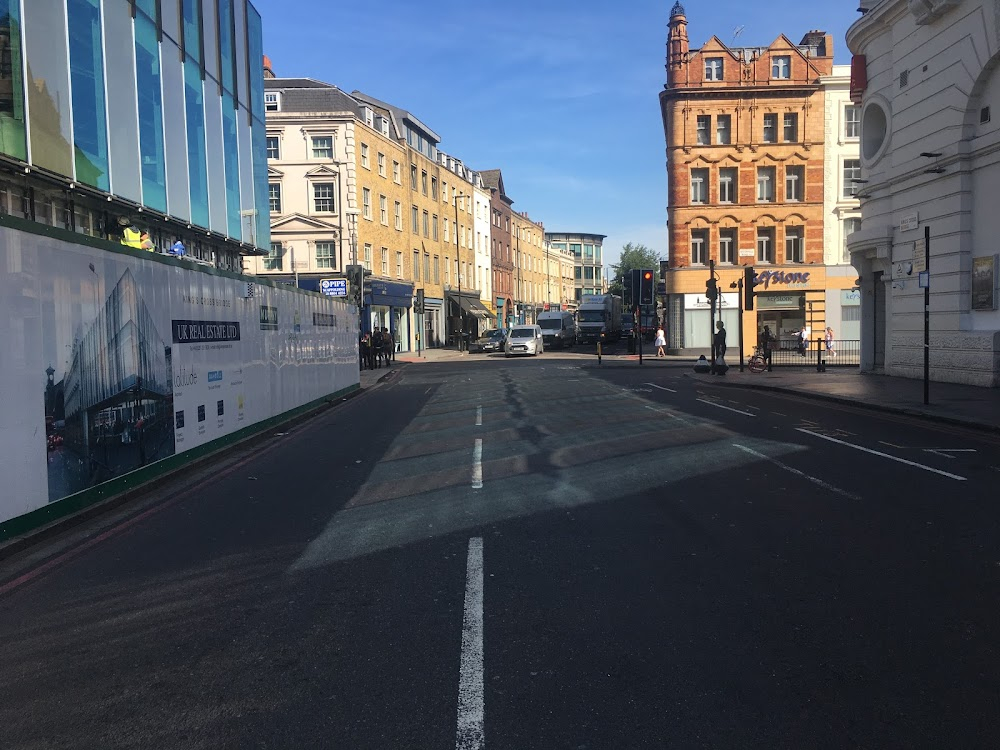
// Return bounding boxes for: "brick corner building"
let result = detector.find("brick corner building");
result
[659,2,858,356]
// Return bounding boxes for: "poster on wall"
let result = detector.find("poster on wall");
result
[971,255,997,311]
[0,226,358,527]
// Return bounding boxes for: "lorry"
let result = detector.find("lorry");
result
[577,294,622,344]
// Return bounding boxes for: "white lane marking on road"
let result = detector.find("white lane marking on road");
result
[696,398,756,417]
[426,387,433,394]
[797,429,967,481]
[645,382,677,393]
[475,405,482,426]
[879,441,906,449]
[456,537,485,750]
[472,439,484,489]
[645,405,676,416]
[923,448,977,460]
[733,444,861,500]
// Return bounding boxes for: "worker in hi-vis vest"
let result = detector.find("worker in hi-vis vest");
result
[120,225,143,249]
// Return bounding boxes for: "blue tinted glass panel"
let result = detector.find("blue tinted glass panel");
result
[135,14,167,211]
[0,0,27,160]
[183,0,201,64]
[103,0,141,201]
[218,0,234,94]
[246,3,264,123]
[136,0,157,20]
[221,92,241,237]
[185,60,209,228]
[233,0,247,109]
[202,0,218,82]
[251,119,269,249]
[67,0,109,191]
[237,107,253,242]
[23,0,73,176]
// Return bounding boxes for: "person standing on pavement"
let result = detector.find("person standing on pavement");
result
[797,326,808,357]
[760,325,774,366]
[713,320,727,375]
[654,326,666,357]
[825,326,836,357]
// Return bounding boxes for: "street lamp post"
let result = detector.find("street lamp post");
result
[454,191,467,351]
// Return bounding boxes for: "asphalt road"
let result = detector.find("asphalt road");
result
[2,350,1000,749]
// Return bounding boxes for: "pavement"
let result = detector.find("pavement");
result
[367,345,1000,433]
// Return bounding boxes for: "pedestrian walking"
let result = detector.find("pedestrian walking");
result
[654,326,666,357]
[797,326,808,357]
[713,320,728,375]
[825,326,836,357]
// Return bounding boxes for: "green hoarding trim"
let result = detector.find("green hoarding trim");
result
[0,383,359,543]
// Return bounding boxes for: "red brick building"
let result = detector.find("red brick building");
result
[659,1,835,353]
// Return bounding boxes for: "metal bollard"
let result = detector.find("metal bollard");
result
[597,341,602,365]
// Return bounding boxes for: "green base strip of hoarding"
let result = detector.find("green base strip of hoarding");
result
[0,383,360,546]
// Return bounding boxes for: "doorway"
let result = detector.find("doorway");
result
[873,270,886,369]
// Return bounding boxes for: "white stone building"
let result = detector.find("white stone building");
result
[847,0,1000,386]
[821,64,864,341]
[473,182,495,318]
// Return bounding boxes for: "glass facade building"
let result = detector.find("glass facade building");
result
[0,0,269,258]
[545,232,607,302]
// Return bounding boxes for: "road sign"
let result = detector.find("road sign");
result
[320,278,347,297]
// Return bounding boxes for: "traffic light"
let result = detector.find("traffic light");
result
[628,268,641,308]
[706,277,718,302]
[345,264,371,308]
[744,266,755,311]
[414,288,425,314]
[639,269,654,305]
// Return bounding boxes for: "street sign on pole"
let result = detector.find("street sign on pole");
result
[320,278,348,297]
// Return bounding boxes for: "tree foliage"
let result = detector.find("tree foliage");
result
[608,243,662,299]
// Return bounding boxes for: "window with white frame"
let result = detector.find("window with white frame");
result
[785,226,804,263]
[362,188,372,219]
[411,205,418,232]
[432,214,438,241]
[763,113,777,143]
[785,165,803,201]
[443,217,449,242]
[396,251,403,278]
[843,159,861,198]
[757,227,775,263]
[771,55,790,79]
[265,241,283,270]
[266,136,279,159]
[421,171,428,195]
[361,143,369,169]
[690,168,708,203]
[844,105,860,139]
[719,228,737,264]
[843,217,861,263]
[378,152,385,177]
[716,114,731,145]
[381,247,388,276]
[394,201,402,230]
[696,115,711,145]
[719,167,737,203]
[313,183,334,212]
[380,194,388,225]
[413,249,420,281]
[264,92,279,112]
[393,160,401,183]
[422,210,429,237]
[756,167,775,201]
[783,113,798,142]
[311,136,332,159]
[315,241,335,269]
[690,229,708,265]
[431,177,438,200]
[410,164,417,189]
[705,57,723,81]
[363,243,372,272]
[268,183,281,213]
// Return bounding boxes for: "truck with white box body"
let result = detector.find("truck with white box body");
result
[576,294,622,344]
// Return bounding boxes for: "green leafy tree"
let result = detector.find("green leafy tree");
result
[608,243,662,302]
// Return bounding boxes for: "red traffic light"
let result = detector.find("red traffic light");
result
[643,271,653,280]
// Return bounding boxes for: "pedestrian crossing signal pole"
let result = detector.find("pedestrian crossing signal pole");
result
[732,276,745,372]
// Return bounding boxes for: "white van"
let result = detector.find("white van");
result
[505,325,544,357]
[536,311,576,349]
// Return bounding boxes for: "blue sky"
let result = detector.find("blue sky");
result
[252,0,860,271]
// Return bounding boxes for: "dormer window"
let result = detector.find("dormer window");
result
[264,92,279,112]
[771,55,791,79]
[705,58,723,81]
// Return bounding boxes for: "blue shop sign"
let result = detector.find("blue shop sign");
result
[365,280,414,308]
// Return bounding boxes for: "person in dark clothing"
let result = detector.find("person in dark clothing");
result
[713,320,728,375]
[760,325,774,366]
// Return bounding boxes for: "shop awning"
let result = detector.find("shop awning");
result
[449,292,492,318]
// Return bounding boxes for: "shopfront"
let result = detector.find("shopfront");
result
[365,280,413,353]
[447,291,493,345]
[664,265,857,355]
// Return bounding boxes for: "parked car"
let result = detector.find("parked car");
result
[470,328,507,353]
[504,325,544,357]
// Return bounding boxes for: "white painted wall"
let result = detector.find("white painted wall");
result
[847,0,1000,385]
[474,184,494,313]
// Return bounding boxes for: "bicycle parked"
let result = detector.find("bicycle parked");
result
[747,345,768,373]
